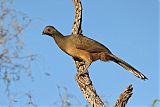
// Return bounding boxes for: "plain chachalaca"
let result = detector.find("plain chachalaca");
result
[42,26,148,80]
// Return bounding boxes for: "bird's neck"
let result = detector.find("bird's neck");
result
[52,31,66,51]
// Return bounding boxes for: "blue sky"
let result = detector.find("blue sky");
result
[1,0,159,107]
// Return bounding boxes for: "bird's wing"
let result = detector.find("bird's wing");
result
[74,35,111,53]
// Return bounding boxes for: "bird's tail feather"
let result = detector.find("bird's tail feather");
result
[108,54,148,80]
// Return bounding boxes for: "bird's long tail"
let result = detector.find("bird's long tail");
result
[108,54,148,80]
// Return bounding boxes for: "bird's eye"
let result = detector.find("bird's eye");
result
[47,29,51,32]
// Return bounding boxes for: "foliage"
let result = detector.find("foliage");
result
[150,98,160,107]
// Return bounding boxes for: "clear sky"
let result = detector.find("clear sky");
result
[1,0,159,107]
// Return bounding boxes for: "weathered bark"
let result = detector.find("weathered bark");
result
[114,85,133,107]
[74,59,133,107]
[72,0,82,34]
[71,0,133,107]
[74,60,105,107]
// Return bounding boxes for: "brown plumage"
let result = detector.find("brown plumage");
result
[42,26,148,80]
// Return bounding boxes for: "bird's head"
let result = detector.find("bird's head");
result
[42,26,58,37]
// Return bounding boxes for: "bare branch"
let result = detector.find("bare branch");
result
[71,1,105,105]
[71,0,133,106]
[72,0,83,35]
[74,59,133,107]
[25,92,37,107]
[74,59,105,107]
[0,0,35,106]
[114,85,133,107]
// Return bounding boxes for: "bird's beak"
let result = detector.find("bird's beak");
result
[42,31,45,35]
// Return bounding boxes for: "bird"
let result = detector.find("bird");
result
[42,26,148,80]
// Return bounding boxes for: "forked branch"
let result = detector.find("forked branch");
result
[74,59,133,107]
[71,0,133,107]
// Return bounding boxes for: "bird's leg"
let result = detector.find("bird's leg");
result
[78,60,91,76]
[77,61,92,85]
[70,49,92,76]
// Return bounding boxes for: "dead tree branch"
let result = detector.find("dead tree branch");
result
[114,85,133,107]
[74,59,105,107]
[71,0,133,107]
[72,0,82,34]
[72,0,105,106]
[0,0,35,106]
